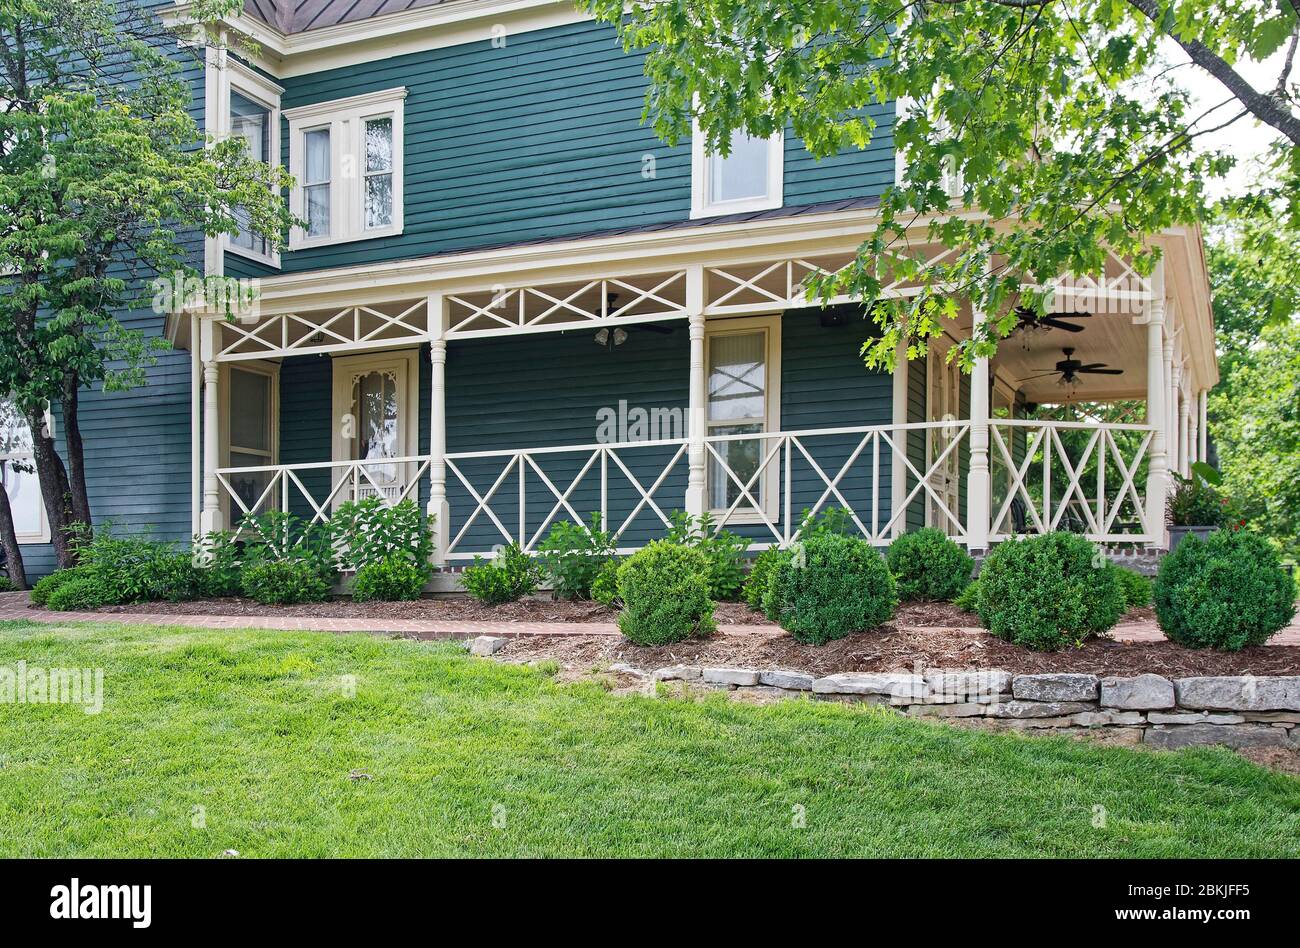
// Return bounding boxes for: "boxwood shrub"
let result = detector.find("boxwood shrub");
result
[1154,529,1296,650]
[45,574,114,612]
[974,532,1125,650]
[352,556,428,602]
[616,541,715,645]
[241,559,332,605]
[1113,565,1152,608]
[762,533,896,645]
[886,527,975,601]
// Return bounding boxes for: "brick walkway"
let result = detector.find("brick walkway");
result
[1,593,1297,644]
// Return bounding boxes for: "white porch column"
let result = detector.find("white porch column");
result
[685,266,707,517]
[199,317,222,535]
[889,338,909,538]
[1164,339,1178,478]
[1178,382,1191,476]
[1144,296,1169,544]
[1198,389,1209,462]
[427,293,449,567]
[966,306,991,552]
[190,312,202,539]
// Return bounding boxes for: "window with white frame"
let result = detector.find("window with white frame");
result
[705,317,780,519]
[0,401,50,544]
[224,62,283,265]
[222,363,278,517]
[284,88,406,249]
[691,125,784,219]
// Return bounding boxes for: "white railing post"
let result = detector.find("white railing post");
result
[685,265,707,517]
[200,317,223,535]
[966,308,991,552]
[1144,290,1169,545]
[889,338,908,538]
[1178,379,1191,476]
[427,292,449,567]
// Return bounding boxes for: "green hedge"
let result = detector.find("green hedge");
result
[762,533,895,645]
[616,541,715,645]
[886,528,975,602]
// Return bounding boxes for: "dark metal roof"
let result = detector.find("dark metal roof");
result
[243,0,453,34]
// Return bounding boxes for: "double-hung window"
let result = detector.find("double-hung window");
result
[223,62,282,266]
[691,125,784,218]
[285,88,406,249]
[704,317,780,520]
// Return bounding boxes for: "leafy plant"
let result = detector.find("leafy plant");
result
[974,533,1126,651]
[330,498,434,573]
[1167,471,1233,528]
[953,579,979,613]
[886,528,975,602]
[461,543,540,605]
[194,531,243,598]
[1154,530,1296,651]
[664,511,749,601]
[352,556,428,603]
[796,506,857,539]
[0,576,14,593]
[536,513,617,600]
[590,557,621,607]
[742,547,783,612]
[239,511,335,575]
[45,574,113,612]
[240,559,333,606]
[763,533,896,645]
[30,568,90,607]
[615,541,715,645]
[1112,566,1152,608]
[65,527,201,605]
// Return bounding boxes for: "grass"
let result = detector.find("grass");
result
[0,620,1297,858]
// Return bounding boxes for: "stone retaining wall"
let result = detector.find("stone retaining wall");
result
[649,661,1299,750]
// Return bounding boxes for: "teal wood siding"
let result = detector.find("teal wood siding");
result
[239,17,895,276]
[17,7,205,577]
[274,308,896,555]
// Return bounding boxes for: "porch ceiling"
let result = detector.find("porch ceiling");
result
[991,312,1149,404]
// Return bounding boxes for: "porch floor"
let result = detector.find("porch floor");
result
[3,593,1297,646]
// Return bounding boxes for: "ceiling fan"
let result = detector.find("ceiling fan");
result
[1012,306,1093,334]
[1020,347,1124,386]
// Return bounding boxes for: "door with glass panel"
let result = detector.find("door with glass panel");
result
[331,352,417,506]
[706,324,774,520]
[226,364,277,517]
[926,345,963,534]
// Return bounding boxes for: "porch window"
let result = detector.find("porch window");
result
[227,366,276,514]
[706,322,778,516]
[285,88,406,249]
[0,401,49,543]
[691,125,784,218]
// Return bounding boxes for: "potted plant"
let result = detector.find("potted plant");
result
[1166,462,1232,551]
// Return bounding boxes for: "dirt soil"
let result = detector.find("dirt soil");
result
[92,595,622,623]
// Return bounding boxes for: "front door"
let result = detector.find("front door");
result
[926,344,963,534]
[331,351,419,506]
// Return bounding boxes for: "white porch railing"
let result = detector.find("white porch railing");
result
[211,420,1157,556]
[988,420,1156,543]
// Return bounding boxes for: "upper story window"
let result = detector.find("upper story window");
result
[284,88,407,250]
[223,62,282,266]
[691,126,784,219]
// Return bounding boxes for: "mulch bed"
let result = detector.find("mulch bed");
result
[495,619,1300,678]
[92,595,622,623]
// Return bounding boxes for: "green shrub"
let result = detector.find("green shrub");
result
[616,541,715,645]
[537,514,617,600]
[352,556,428,602]
[30,568,86,606]
[665,511,749,601]
[461,543,539,605]
[1167,471,1233,528]
[1113,565,1152,608]
[975,533,1125,650]
[330,498,434,572]
[1154,530,1296,651]
[146,552,203,602]
[797,506,857,538]
[240,559,333,605]
[742,547,783,611]
[763,533,895,645]
[239,511,335,575]
[45,574,113,611]
[194,531,243,598]
[0,576,15,593]
[953,579,979,613]
[590,557,621,607]
[886,528,975,602]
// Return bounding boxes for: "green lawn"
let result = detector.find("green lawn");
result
[0,620,1296,858]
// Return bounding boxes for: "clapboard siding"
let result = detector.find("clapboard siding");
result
[17,5,204,578]
[244,16,895,275]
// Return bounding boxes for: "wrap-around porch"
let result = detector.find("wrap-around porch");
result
[192,220,1216,564]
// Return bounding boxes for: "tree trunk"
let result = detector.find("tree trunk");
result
[0,462,28,590]
[25,406,79,568]
[61,373,92,528]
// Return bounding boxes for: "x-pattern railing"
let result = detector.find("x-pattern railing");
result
[442,438,690,559]
[988,420,1154,542]
[215,300,429,361]
[215,456,431,526]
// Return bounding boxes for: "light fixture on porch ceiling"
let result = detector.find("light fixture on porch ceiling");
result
[594,327,629,351]
[593,293,675,351]
[1011,308,1093,351]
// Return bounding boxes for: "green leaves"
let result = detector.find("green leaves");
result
[590,0,1299,372]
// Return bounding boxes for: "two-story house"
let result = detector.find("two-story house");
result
[5,0,1220,579]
